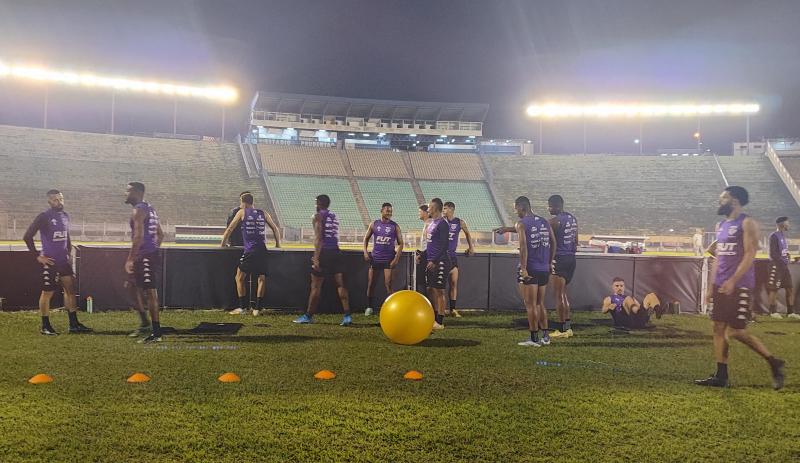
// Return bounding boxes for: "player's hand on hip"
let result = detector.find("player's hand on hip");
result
[36,255,54,266]
[718,279,735,296]
[124,259,135,274]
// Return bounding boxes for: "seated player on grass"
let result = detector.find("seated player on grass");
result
[601,277,653,329]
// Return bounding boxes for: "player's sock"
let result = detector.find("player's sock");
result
[138,310,150,326]
[435,314,444,325]
[256,296,265,309]
[151,321,161,336]
[449,299,456,312]
[542,329,550,341]
[67,311,78,328]
[41,315,52,329]
[531,331,539,343]
[715,362,728,380]
[368,296,376,310]
[769,304,777,314]
[238,296,247,310]
[563,319,571,331]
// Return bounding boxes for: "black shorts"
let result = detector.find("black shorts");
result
[767,263,793,291]
[552,254,577,285]
[709,286,751,330]
[312,248,345,277]
[518,269,550,286]
[41,262,73,291]
[426,259,451,289]
[370,259,393,270]
[239,248,269,276]
[128,252,160,290]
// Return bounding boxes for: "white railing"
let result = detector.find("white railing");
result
[766,141,800,210]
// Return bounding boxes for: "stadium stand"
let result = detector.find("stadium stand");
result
[418,181,501,231]
[259,143,347,176]
[0,125,265,233]
[717,155,800,228]
[346,149,410,179]
[408,152,484,180]
[357,179,420,231]
[267,175,364,230]
[778,156,800,184]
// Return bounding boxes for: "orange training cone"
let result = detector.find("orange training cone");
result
[127,372,151,383]
[218,372,241,383]
[404,370,423,381]
[314,370,336,380]
[28,373,54,384]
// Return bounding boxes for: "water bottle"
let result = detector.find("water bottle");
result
[86,296,93,314]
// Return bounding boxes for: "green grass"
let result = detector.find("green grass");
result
[0,310,798,462]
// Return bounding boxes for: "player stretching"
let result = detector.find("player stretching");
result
[221,192,281,316]
[695,186,785,389]
[495,196,555,346]
[766,217,797,319]
[294,194,352,326]
[23,190,91,335]
[363,203,403,316]
[125,182,165,343]
[547,195,578,338]
[442,201,475,318]
[425,198,451,330]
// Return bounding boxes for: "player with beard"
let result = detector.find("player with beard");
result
[546,195,578,338]
[442,201,474,318]
[125,182,165,343]
[23,190,92,335]
[363,203,403,316]
[425,198,451,330]
[695,186,785,389]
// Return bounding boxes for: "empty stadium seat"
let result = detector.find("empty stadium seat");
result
[409,152,484,180]
[267,175,364,230]
[418,181,501,231]
[347,149,410,178]
[259,143,347,176]
[357,179,419,231]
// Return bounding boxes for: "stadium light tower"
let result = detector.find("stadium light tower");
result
[525,102,760,155]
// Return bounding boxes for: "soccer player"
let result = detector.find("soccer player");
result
[601,277,649,329]
[442,201,475,318]
[362,203,404,316]
[695,186,785,389]
[221,193,281,316]
[125,182,165,343]
[425,198,451,330]
[415,204,431,296]
[547,195,578,338]
[23,190,91,335]
[495,196,555,346]
[294,194,352,326]
[766,216,797,319]
[225,191,251,248]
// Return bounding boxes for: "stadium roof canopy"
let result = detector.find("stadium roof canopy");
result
[252,91,489,122]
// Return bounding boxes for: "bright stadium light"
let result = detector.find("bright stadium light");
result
[525,102,760,118]
[0,59,238,104]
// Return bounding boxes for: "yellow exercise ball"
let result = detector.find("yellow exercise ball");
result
[379,290,435,345]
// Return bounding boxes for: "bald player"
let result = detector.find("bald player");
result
[363,202,403,315]
[547,195,578,338]
[442,201,474,318]
[23,189,91,335]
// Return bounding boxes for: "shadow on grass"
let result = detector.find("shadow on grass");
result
[175,334,319,344]
[86,330,136,336]
[416,338,481,348]
[559,340,706,348]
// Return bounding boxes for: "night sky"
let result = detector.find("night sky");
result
[1,0,799,152]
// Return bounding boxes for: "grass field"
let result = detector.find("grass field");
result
[0,309,798,462]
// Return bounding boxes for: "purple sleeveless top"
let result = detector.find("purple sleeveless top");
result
[130,202,160,255]
[40,209,70,266]
[520,214,551,272]
[554,211,578,256]
[319,209,339,250]
[426,217,448,262]
[241,207,267,253]
[447,217,462,257]
[609,294,626,314]
[371,219,398,263]
[769,231,789,265]
[715,213,755,289]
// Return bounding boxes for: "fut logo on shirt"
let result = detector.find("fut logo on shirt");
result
[717,242,737,255]
[376,235,392,245]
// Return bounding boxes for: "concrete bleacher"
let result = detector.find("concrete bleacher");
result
[718,155,800,228]
[486,155,728,235]
[0,125,264,231]
[346,149,410,178]
[409,152,484,180]
[259,143,347,176]
[418,181,501,231]
[267,175,364,230]
[357,179,419,231]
